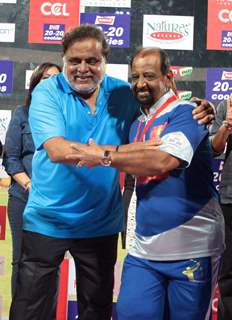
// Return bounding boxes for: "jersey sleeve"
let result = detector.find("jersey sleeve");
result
[29,79,65,150]
[159,104,209,166]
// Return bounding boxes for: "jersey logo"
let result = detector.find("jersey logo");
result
[149,121,168,139]
[136,121,169,186]
[136,174,169,186]
[182,259,204,281]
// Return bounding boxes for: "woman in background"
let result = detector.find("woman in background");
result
[3,62,61,296]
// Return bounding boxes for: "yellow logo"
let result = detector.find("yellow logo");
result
[182,259,203,281]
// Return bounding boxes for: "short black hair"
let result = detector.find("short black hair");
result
[62,24,110,60]
[130,47,171,75]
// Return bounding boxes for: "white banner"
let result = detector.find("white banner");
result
[0,23,15,42]
[0,0,16,3]
[143,15,194,50]
[106,64,129,82]
[80,0,131,7]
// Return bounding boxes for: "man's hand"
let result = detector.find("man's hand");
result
[66,140,104,168]
[191,97,215,125]
[65,137,162,168]
[224,95,232,131]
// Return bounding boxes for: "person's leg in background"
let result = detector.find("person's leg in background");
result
[218,204,232,320]
[70,234,118,320]
[7,195,26,297]
[9,231,66,320]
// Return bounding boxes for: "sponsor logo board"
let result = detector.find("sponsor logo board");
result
[206,68,232,102]
[143,15,194,50]
[80,12,130,48]
[28,0,80,44]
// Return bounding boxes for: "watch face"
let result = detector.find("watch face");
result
[101,150,112,166]
[101,158,112,166]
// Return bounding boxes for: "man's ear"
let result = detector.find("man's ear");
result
[165,71,178,95]
[166,70,173,80]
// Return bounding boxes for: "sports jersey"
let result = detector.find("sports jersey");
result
[129,90,225,260]
[23,72,139,238]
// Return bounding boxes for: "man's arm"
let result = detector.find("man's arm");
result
[44,136,162,164]
[43,137,81,164]
[66,103,206,175]
[66,139,181,176]
[107,149,181,176]
[211,96,232,153]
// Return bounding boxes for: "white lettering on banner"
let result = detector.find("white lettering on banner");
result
[212,81,230,92]
[41,2,70,16]
[0,85,7,93]
[211,93,230,101]
[0,74,7,84]
[218,9,232,23]
[97,25,124,37]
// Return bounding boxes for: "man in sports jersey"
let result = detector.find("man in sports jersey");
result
[9,22,215,320]
[68,47,225,320]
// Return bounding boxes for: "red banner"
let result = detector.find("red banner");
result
[56,258,69,320]
[28,0,80,44]
[0,206,6,240]
[207,0,232,50]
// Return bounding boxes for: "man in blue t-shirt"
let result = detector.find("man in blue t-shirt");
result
[9,24,217,320]
[9,24,140,320]
[68,48,225,320]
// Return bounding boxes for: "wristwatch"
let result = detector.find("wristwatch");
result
[101,150,112,166]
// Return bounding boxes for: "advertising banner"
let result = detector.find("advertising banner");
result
[106,64,128,81]
[0,23,15,42]
[28,0,80,44]
[25,70,34,89]
[171,66,193,78]
[0,61,13,94]
[80,0,131,7]
[0,192,10,320]
[0,206,6,240]
[207,0,232,50]
[205,68,232,103]
[80,12,130,48]
[143,15,194,50]
[0,110,11,144]
[0,0,16,3]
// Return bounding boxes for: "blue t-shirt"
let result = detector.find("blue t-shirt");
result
[24,73,139,238]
